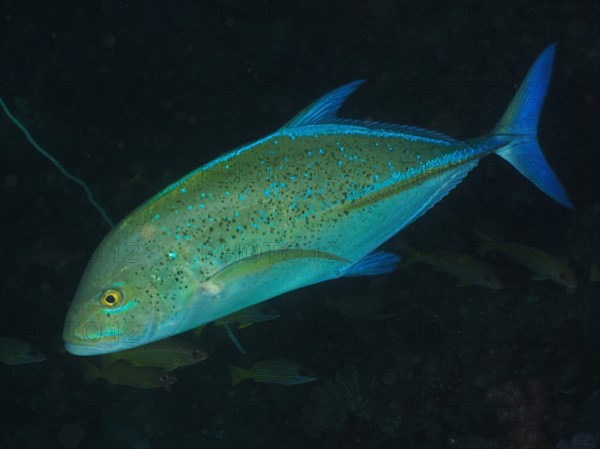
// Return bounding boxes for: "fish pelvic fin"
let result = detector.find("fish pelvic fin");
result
[492,43,573,208]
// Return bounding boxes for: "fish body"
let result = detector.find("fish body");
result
[82,360,177,389]
[0,337,46,365]
[476,233,577,290]
[100,337,208,372]
[403,247,503,289]
[64,44,572,355]
[228,359,317,386]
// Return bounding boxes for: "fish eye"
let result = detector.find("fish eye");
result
[192,349,202,358]
[299,368,308,376]
[559,273,566,279]
[100,289,122,307]
[160,374,177,385]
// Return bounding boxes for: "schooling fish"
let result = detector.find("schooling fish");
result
[63,44,572,355]
[82,360,177,389]
[401,246,503,289]
[190,304,280,340]
[0,337,46,365]
[213,304,281,329]
[100,337,208,372]
[476,232,577,292]
[228,359,317,386]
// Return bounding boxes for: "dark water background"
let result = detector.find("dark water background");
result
[1,1,599,448]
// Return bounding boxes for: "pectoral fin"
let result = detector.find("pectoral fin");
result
[207,248,350,286]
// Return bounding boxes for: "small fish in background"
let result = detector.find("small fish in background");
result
[191,324,206,340]
[590,263,600,282]
[325,294,396,323]
[82,360,177,389]
[117,160,146,187]
[100,337,208,372]
[214,304,281,329]
[475,232,578,293]
[16,240,85,270]
[228,359,318,386]
[191,304,280,340]
[400,245,504,289]
[0,337,46,365]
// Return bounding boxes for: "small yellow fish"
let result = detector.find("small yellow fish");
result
[402,246,503,289]
[100,337,208,372]
[118,160,146,186]
[476,232,577,292]
[17,241,85,270]
[0,337,46,365]
[214,304,281,329]
[82,360,177,389]
[191,304,280,339]
[228,359,317,386]
[590,263,600,282]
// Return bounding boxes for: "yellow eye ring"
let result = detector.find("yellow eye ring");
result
[100,289,122,307]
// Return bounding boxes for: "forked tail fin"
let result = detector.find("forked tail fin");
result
[492,43,573,208]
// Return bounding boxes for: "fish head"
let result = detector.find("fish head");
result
[555,266,578,293]
[63,228,196,356]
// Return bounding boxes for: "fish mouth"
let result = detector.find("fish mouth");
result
[64,340,117,356]
[63,328,131,355]
[63,319,155,356]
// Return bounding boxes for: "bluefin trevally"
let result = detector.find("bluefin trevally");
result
[64,44,571,355]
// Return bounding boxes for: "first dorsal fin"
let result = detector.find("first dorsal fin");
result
[281,79,366,129]
[280,80,457,142]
